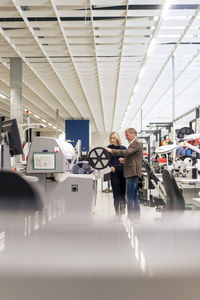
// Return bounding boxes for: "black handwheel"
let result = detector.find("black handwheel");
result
[87,147,110,170]
[177,127,194,140]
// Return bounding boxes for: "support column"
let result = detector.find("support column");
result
[172,55,175,142]
[172,55,175,123]
[56,109,59,139]
[172,55,176,160]
[10,58,23,139]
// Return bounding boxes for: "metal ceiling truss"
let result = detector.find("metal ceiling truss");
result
[0,0,199,135]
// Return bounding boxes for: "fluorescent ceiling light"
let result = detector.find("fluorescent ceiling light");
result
[161,26,185,29]
[41,119,47,123]
[161,0,172,19]
[157,35,179,38]
[34,114,40,119]
[0,93,7,99]
[163,16,173,20]
[175,16,191,20]
[164,16,191,21]
[185,35,194,38]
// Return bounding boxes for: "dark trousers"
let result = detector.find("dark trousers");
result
[110,166,126,214]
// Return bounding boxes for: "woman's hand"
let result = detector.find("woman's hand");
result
[119,158,125,164]
[111,166,115,173]
[106,147,112,153]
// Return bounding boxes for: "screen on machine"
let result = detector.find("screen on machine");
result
[33,152,56,170]
[2,119,23,156]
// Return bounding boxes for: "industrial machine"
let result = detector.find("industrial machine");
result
[26,137,110,216]
[154,127,200,206]
[0,119,111,216]
[139,126,200,210]
[155,128,200,180]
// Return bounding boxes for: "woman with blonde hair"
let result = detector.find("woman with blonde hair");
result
[107,131,126,216]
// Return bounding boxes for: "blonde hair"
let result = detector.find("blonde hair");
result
[109,131,122,146]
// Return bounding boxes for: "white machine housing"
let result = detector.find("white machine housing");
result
[26,137,76,174]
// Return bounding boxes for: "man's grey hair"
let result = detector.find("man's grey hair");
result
[125,128,137,136]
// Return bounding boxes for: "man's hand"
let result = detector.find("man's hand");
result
[106,147,112,153]
[111,166,115,173]
[119,158,125,164]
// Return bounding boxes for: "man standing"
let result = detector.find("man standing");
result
[107,128,143,220]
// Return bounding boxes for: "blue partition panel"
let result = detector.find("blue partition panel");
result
[65,120,90,152]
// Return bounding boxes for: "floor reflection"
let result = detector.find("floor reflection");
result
[0,184,200,299]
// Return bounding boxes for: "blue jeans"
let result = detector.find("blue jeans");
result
[126,176,140,218]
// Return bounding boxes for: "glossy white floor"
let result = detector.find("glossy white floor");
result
[1,181,200,300]
[93,180,160,223]
[94,180,200,223]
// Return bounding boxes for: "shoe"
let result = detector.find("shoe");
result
[120,206,126,215]
[120,202,126,215]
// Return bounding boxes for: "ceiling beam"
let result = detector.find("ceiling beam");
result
[127,4,200,128]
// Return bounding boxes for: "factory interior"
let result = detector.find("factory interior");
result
[0,0,200,299]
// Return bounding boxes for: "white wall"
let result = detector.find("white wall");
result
[119,130,129,147]
[91,132,110,148]
[91,131,129,149]
[174,111,195,129]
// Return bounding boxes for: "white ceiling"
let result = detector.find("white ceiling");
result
[0,0,200,135]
